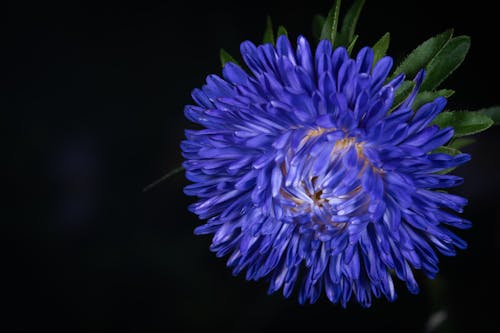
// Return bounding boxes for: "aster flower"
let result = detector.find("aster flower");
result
[181,34,474,307]
[159,0,500,307]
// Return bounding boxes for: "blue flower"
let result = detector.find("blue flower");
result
[181,35,471,307]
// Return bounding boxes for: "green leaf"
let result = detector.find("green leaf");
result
[220,49,239,67]
[448,137,476,149]
[312,15,326,41]
[391,81,415,110]
[412,89,455,109]
[336,0,365,47]
[433,146,461,156]
[437,167,456,175]
[372,32,390,65]
[421,36,471,91]
[393,29,453,78]
[347,34,358,54]
[320,0,342,44]
[432,111,494,137]
[263,16,275,44]
[477,106,500,124]
[277,25,288,38]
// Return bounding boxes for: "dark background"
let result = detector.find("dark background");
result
[6,0,500,331]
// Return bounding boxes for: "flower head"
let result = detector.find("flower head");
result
[181,35,471,307]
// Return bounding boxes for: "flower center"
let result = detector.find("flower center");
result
[276,127,381,240]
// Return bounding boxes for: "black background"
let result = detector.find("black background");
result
[6,0,500,331]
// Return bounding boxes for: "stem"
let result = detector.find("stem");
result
[142,166,184,192]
